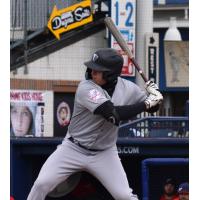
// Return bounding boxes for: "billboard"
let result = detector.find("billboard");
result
[54,92,75,137]
[164,41,189,88]
[47,0,93,40]
[111,0,136,76]
[145,33,159,85]
[10,90,53,137]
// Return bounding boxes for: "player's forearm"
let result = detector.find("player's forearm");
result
[115,102,146,120]
[116,101,160,117]
[94,100,147,125]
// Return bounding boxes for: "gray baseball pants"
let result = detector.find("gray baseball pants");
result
[27,138,139,200]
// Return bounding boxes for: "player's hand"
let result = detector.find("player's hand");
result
[145,80,160,96]
[144,92,163,110]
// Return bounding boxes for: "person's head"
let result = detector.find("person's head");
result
[10,103,35,136]
[57,102,71,126]
[163,178,177,197]
[178,182,189,200]
[59,107,68,121]
[84,48,124,86]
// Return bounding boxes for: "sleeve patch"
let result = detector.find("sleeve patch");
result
[88,89,103,102]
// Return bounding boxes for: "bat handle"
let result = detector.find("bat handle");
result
[130,58,148,83]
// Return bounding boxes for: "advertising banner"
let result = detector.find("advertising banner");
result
[145,33,159,84]
[111,0,136,76]
[10,90,53,137]
[164,41,189,88]
[47,0,93,40]
[54,92,75,137]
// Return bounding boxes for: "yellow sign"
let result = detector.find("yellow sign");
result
[47,0,93,40]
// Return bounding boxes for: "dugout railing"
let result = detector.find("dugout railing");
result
[118,116,189,138]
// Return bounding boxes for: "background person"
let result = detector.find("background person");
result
[160,178,179,200]
[178,182,189,200]
[10,102,36,136]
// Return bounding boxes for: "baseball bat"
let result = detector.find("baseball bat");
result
[104,17,148,83]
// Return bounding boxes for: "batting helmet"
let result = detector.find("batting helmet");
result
[84,48,123,82]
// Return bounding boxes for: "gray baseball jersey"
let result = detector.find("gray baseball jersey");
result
[27,77,145,200]
[66,77,147,150]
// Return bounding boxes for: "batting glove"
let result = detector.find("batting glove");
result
[145,80,160,96]
[144,92,163,110]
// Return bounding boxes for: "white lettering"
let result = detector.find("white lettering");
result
[82,8,91,18]
[117,146,140,154]
[74,7,83,21]
[61,12,74,28]
[150,48,155,74]
[52,16,62,30]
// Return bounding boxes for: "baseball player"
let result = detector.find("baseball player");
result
[27,48,163,200]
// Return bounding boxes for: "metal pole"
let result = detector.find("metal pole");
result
[12,0,18,75]
[24,0,28,74]
[136,0,153,87]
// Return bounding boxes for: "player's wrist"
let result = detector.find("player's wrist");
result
[144,99,151,110]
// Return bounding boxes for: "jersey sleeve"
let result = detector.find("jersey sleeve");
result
[76,81,109,113]
[131,83,147,103]
[122,78,147,105]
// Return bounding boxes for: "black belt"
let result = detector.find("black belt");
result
[68,137,101,152]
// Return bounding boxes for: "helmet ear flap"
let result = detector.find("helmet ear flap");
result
[85,68,92,80]
[103,71,119,83]
[103,62,123,82]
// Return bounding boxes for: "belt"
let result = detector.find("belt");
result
[68,137,101,152]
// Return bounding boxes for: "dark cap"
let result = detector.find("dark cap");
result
[178,182,189,194]
[164,178,176,186]
[84,48,123,72]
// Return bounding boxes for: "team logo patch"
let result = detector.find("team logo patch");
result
[88,89,102,102]
[92,53,98,62]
